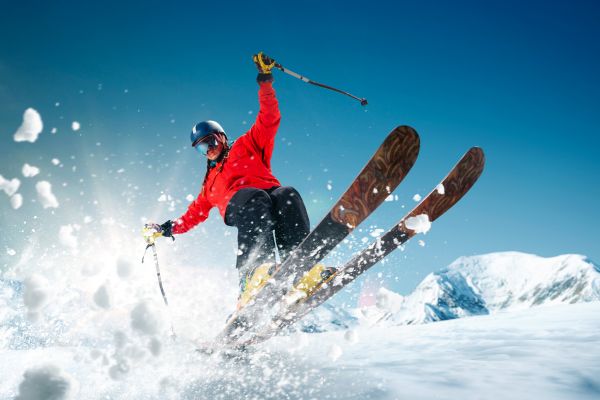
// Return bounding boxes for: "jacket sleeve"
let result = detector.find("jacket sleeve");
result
[172,190,212,234]
[246,82,281,163]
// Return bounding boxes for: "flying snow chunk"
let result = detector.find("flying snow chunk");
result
[93,285,111,309]
[59,225,78,249]
[51,127,57,134]
[36,181,59,208]
[185,194,194,202]
[148,337,162,356]
[412,193,422,202]
[15,364,78,400]
[370,228,385,237]
[22,163,40,177]
[13,108,43,143]
[7,248,17,256]
[116,258,133,278]
[0,175,21,196]
[11,193,23,209]
[436,183,445,195]
[131,301,164,335]
[344,329,359,344]
[23,274,49,321]
[51,158,60,166]
[328,344,343,361]
[404,214,431,234]
[71,121,81,131]
[418,240,426,247]
[157,194,172,202]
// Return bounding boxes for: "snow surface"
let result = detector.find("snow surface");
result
[1,299,598,399]
[1,250,599,399]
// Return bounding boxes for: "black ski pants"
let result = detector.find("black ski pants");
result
[225,186,310,287]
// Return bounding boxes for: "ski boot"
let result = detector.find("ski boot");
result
[237,262,278,310]
[284,264,338,306]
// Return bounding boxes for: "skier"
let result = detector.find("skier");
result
[147,52,310,304]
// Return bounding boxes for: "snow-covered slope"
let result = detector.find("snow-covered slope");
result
[367,252,600,326]
[3,301,599,400]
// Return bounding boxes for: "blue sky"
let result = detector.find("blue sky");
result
[1,1,599,298]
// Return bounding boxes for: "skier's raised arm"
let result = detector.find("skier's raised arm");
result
[245,53,281,159]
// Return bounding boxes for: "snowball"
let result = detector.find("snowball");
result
[436,183,445,195]
[326,183,332,191]
[11,193,23,209]
[22,163,40,178]
[51,159,60,166]
[71,121,80,131]
[404,214,431,234]
[51,127,57,134]
[185,194,194,202]
[36,181,59,208]
[7,248,17,256]
[59,225,78,249]
[130,301,163,335]
[158,194,172,202]
[418,240,426,247]
[375,287,404,313]
[148,337,162,356]
[328,344,343,361]
[13,108,43,143]
[370,228,385,237]
[344,329,359,344]
[93,285,111,309]
[412,193,422,202]
[23,275,49,321]
[15,364,78,400]
[0,175,21,196]
[385,194,394,202]
[116,258,133,278]
[108,360,130,380]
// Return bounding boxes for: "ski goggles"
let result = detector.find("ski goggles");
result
[193,134,219,155]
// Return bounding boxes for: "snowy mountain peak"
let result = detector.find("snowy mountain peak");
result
[367,251,600,326]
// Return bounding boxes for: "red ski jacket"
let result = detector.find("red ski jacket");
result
[172,82,282,234]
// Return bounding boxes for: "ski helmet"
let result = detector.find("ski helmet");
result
[190,120,227,147]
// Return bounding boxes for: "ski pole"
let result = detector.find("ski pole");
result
[142,226,176,338]
[274,62,368,106]
[142,243,170,306]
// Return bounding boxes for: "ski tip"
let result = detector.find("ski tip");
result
[467,147,486,167]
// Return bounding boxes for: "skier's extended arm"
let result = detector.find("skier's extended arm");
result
[161,191,212,236]
[246,52,281,156]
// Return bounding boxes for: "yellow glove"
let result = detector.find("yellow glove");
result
[253,52,276,74]
[142,223,163,245]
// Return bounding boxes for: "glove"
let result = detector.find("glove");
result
[142,223,162,244]
[253,52,276,83]
[160,220,174,238]
[142,220,173,245]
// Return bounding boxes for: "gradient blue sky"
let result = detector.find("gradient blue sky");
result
[1,1,599,297]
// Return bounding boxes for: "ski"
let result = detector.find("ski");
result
[214,125,421,344]
[238,147,485,346]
